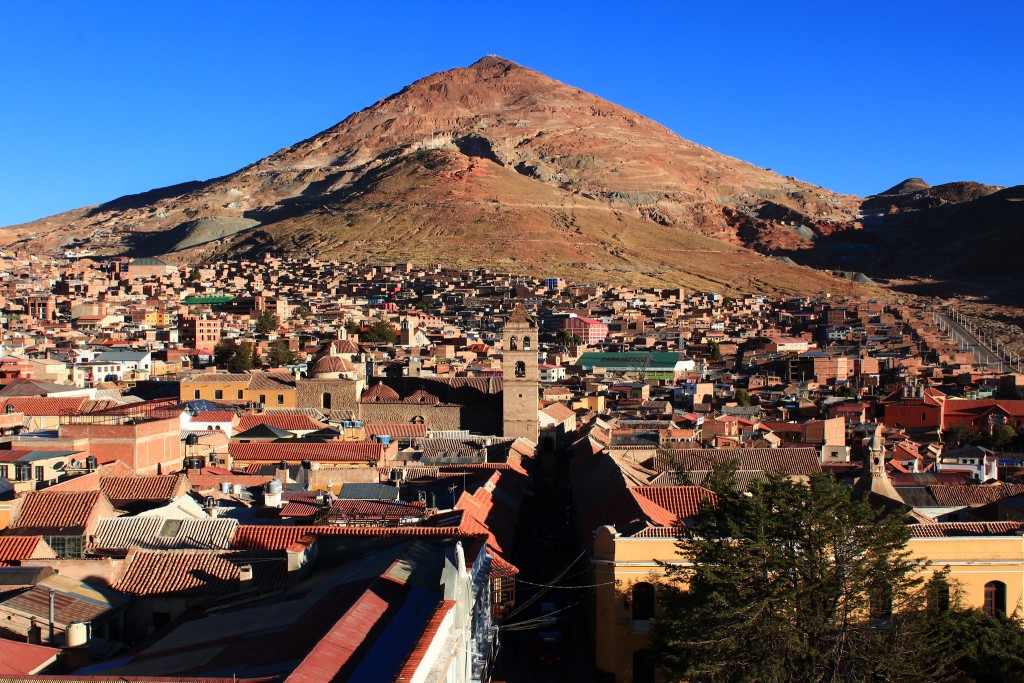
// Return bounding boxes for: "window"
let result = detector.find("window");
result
[277,394,284,405]
[194,390,201,399]
[34,466,44,482]
[322,392,332,410]
[515,361,526,378]
[984,581,1007,617]
[214,389,223,400]
[523,336,531,350]
[508,336,518,351]
[259,395,266,405]
[631,582,656,621]
[44,535,84,559]
[237,390,244,400]
[0,465,7,479]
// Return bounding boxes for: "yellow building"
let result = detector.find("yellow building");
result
[590,522,1024,683]
[180,370,297,408]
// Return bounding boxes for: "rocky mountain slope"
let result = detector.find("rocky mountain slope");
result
[0,56,898,296]
[779,178,1024,303]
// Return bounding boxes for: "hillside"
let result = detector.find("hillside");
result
[0,56,880,296]
[778,179,1024,303]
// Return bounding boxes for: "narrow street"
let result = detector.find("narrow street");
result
[491,444,594,682]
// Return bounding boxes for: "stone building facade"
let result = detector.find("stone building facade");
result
[502,306,539,442]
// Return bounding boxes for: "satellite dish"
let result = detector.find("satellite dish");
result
[52,461,66,471]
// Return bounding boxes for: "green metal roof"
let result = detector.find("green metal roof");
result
[183,295,233,304]
[577,351,683,370]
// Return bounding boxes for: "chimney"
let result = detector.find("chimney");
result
[239,564,253,582]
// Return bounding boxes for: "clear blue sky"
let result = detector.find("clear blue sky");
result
[2,1,1022,227]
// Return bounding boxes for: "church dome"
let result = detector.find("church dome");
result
[311,355,356,378]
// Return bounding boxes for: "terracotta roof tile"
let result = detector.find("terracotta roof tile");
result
[9,491,103,535]
[363,423,428,438]
[909,521,1024,538]
[231,524,469,551]
[0,535,49,562]
[228,441,384,463]
[99,474,186,504]
[928,483,1024,507]
[0,396,87,416]
[236,414,326,433]
[656,447,821,476]
[114,549,240,596]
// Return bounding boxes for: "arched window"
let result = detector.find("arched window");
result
[632,582,655,621]
[985,581,1007,617]
[322,392,332,410]
[411,415,425,424]
[523,336,531,350]
[508,336,518,351]
[515,361,526,378]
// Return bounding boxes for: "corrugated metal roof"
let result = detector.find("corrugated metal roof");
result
[93,517,238,551]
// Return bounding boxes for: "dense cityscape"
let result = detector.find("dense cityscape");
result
[0,250,1021,681]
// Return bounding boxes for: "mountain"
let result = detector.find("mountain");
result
[779,178,1024,303]
[0,56,887,296]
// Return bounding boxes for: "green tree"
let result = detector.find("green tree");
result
[293,305,312,319]
[213,339,254,373]
[992,424,1017,449]
[255,310,280,335]
[267,339,297,368]
[734,388,751,406]
[213,339,237,369]
[556,329,583,350]
[344,318,362,335]
[941,605,1024,681]
[651,473,952,682]
[942,423,979,448]
[707,340,722,362]
[361,320,399,344]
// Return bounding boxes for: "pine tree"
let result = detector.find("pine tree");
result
[651,472,954,682]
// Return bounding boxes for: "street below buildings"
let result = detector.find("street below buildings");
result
[491,444,594,683]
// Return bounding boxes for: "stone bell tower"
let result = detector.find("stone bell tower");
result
[502,304,539,443]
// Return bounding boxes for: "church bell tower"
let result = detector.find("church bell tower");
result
[502,304,539,442]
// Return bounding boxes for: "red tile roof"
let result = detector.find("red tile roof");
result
[228,441,384,463]
[0,396,87,416]
[187,473,277,491]
[9,490,103,535]
[0,535,49,562]
[909,521,1024,538]
[656,447,821,476]
[363,423,428,438]
[633,486,717,521]
[928,483,1024,507]
[231,524,468,551]
[114,549,240,596]
[237,414,326,433]
[99,474,186,504]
